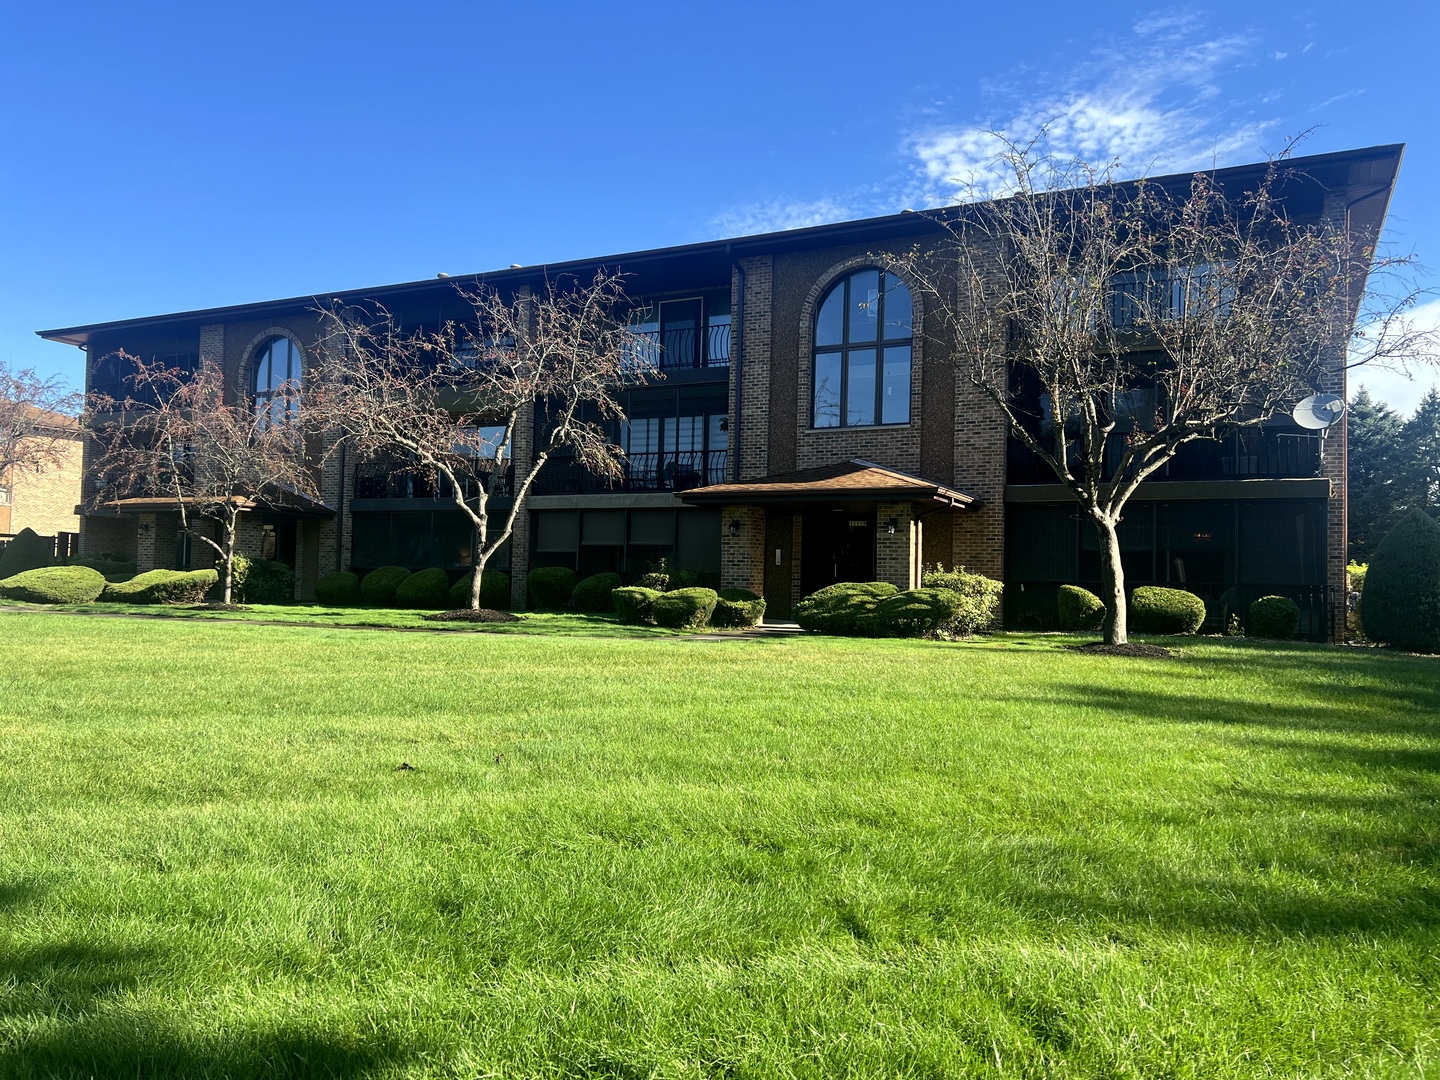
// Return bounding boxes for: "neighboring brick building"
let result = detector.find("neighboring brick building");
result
[1,410,82,541]
[38,144,1403,639]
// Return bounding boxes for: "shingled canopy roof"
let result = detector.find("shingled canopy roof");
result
[678,459,978,509]
[98,486,335,519]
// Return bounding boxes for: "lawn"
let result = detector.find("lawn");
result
[1,614,1436,1078]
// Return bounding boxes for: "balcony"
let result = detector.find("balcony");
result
[354,463,512,501]
[534,449,728,495]
[1008,429,1322,485]
[629,322,730,372]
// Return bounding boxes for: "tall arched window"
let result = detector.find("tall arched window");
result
[252,336,301,427]
[812,269,912,428]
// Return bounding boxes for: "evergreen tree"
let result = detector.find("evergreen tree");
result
[1347,386,1406,562]
[1399,388,1440,523]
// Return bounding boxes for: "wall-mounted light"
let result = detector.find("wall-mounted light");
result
[136,521,151,535]
[728,519,741,537]
[886,518,898,536]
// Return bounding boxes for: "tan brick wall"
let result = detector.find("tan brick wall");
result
[874,501,919,589]
[4,433,82,537]
[719,503,767,594]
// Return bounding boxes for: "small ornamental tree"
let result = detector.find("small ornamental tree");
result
[900,136,1433,645]
[84,356,317,604]
[1,361,82,482]
[311,270,652,612]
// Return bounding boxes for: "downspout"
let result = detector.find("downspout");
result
[730,254,745,482]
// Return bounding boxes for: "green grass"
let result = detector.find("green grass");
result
[0,615,1436,1078]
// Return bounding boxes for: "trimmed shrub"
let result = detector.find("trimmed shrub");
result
[1346,561,1368,637]
[1057,584,1105,631]
[0,528,53,578]
[447,569,511,610]
[795,581,899,635]
[72,553,138,582]
[0,565,106,604]
[395,567,449,609]
[613,586,661,624]
[1130,586,1206,635]
[572,572,622,613]
[1250,595,1301,640]
[359,565,412,607]
[920,565,1004,635]
[103,568,218,605]
[239,558,294,604]
[870,587,965,637]
[527,566,576,610]
[711,588,766,628]
[1361,508,1440,653]
[315,571,359,606]
[228,552,252,601]
[635,571,670,591]
[651,587,718,629]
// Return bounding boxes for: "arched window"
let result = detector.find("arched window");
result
[812,269,911,428]
[252,336,301,427]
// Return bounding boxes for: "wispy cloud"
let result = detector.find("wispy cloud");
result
[710,197,858,238]
[903,12,1277,203]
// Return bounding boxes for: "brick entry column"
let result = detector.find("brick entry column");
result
[875,501,920,590]
[719,504,766,594]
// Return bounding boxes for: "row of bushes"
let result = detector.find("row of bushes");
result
[1057,583,1303,638]
[793,567,1004,639]
[314,566,512,609]
[612,586,766,629]
[0,565,221,606]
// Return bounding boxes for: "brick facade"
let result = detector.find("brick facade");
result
[2,432,82,537]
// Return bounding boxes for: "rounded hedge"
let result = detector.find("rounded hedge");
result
[239,558,295,604]
[795,581,898,635]
[0,565,106,604]
[0,528,54,578]
[1057,584,1105,631]
[360,565,412,607]
[1361,508,1440,653]
[447,569,511,610]
[395,567,450,609]
[315,571,359,606]
[870,587,965,637]
[612,586,661,624]
[651,587,718,629]
[711,588,766,628]
[1249,595,1301,640]
[572,572,622,613]
[72,553,138,582]
[919,565,1004,635]
[527,566,576,610]
[1130,586,1206,635]
[102,568,219,605]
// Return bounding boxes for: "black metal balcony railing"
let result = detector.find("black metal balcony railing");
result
[1008,429,1322,485]
[629,323,731,371]
[534,449,728,495]
[354,464,512,500]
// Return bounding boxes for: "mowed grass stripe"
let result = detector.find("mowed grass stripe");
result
[1,614,1436,1077]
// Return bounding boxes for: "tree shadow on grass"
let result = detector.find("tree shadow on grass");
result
[0,883,412,1079]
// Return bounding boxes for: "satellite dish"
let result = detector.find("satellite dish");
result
[1292,393,1345,430]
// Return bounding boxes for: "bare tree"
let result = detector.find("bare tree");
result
[85,355,318,603]
[310,269,652,611]
[2,361,83,482]
[900,137,1431,645]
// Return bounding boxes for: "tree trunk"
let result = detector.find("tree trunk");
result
[468,547,489,611]
[1095,513,1128,645]
[221,510,237,605]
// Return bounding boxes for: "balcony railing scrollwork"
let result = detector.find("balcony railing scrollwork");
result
[534,449,728,495]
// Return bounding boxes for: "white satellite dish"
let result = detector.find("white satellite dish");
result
[1292,393,1345,430]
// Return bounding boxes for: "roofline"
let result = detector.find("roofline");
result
[37,143,1405,348]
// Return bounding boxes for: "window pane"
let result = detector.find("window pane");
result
[883,274,912,338]
[707,413,727,451]
[882,346,911,424]
[848,269,879,343]
[816,285,844,346]
[813,351,842,427]
[846,348,876,426]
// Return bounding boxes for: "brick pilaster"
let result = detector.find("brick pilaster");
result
[719,503,766,594]
[875,501,918,589]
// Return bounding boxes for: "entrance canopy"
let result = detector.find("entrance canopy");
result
[678,458,978,510]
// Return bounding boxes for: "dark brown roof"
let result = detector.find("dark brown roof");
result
[678,459,977,508]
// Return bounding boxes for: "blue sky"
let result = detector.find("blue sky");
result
[3,1,1437,413]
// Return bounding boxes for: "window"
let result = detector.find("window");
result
[251,336,301,427]
[812,269,911,428]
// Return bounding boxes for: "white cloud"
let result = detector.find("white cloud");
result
[710,197,856,238]
[1351,298,1440,417]
[903,14,1276,204]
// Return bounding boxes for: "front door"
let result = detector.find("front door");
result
[800,511,875,597]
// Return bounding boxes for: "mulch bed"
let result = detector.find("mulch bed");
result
[192,603,252,612]
[423,608,522,623]
[1066,641,1175,659]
